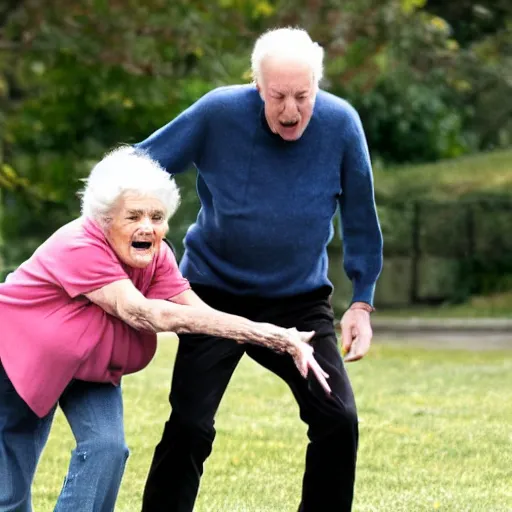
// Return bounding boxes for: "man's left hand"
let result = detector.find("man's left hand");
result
[340,302,373,362]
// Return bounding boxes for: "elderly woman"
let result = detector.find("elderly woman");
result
[0,147,330,512]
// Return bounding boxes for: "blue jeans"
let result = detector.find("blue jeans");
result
[0,361,129,512]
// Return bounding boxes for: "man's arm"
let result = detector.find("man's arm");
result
[338,106,383,361]
[134,92,212,174]
[339,107,383,305]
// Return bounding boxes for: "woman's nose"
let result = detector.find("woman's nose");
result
[139,218,153,231]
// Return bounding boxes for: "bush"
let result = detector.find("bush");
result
[349,77,468,164]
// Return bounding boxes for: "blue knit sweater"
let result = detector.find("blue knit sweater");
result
[136,85,383,304]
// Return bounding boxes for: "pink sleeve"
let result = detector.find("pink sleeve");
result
[146,243,190,300]
[53,241,129,298]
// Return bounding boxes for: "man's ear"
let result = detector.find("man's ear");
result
[256,82,264,102]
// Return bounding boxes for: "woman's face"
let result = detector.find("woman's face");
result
[104,192,168,269]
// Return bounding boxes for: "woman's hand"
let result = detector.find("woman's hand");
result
[286,328,331,395]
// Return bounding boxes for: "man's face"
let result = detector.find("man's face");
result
[257,57,317,141]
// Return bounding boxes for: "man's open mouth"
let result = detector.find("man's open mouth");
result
[280,120,299,127]
[131,241,152,250]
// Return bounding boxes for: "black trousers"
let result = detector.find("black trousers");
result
[142,285,358,512]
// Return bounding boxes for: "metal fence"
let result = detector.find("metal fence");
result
[374,197,512,306]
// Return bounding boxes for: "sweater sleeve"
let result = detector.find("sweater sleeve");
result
[134,92,211,174]
[338,107,383,306]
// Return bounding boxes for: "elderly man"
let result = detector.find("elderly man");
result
[137,27,383,511]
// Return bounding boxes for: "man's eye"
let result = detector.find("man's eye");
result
[127,216,138,221]
[152,215,164,222]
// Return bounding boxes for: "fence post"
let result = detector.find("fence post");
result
[410,200,421,304]
[465,203,475,257]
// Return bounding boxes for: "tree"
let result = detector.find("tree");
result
[0,0,274,264]
[0,0,510,268]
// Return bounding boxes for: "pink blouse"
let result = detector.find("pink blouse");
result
[0,216,190,417]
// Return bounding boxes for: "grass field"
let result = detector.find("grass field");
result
[32,334,512,511]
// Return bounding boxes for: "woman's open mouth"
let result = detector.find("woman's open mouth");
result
[131,241,152,250]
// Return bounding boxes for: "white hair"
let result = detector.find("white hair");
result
[80,146,180,224]
[251,27,324,85]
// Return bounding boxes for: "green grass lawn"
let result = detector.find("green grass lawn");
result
[33,335,512,511]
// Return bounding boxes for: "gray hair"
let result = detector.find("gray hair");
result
[80,146,180,223]
[251,27,324,85]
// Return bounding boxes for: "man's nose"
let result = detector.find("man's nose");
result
[283,97,298,114]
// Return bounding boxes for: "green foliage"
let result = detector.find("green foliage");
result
[0,0,510,285]
[374,148,512,201]
[353,78,467,163]
[0,0,268,266]
[426,0,510,47]
[424,1,512,151]
[458,257,512,300]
